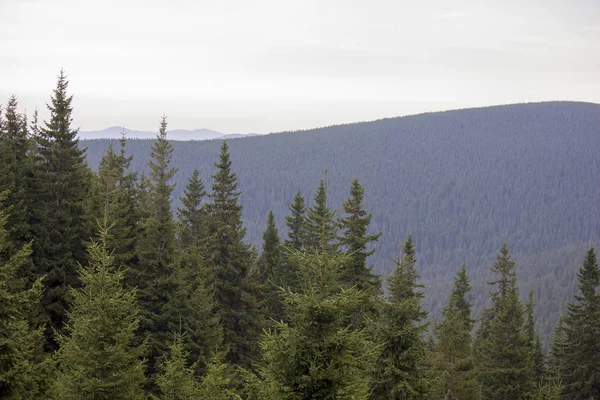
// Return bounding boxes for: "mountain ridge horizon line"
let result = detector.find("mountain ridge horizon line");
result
[78,100,600,140]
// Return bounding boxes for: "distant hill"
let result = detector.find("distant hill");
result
[78,126,259,141]
[81,101,600,344]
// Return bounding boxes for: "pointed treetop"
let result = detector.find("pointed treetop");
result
[259,209,283,289]
[261,211,281,258]
[118,132,133,168]
[338,177,381,291]
[45,69,76,137]
[148,115,177,187]
[265,210,278,235]
[179,169,206,215]
[387,234,424,305]
[218,140,232,169]
[30,109,40,137]
[489,242,517,297]
[155,332,200,399]
[304,179,338,254]
[403,234,416,264]
[210,139,241,212]
[159,115,168,138]
[578,247,599,299]
[4,95,27,140]
[449,264,474,328]
[285,190,306,250]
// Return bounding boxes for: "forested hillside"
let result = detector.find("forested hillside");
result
[3,73,600,399]
[82,101,600,341]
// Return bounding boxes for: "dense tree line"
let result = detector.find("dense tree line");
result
[81,100,600,344]
[1,73,599,399]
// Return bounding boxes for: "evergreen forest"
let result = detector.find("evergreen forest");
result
[82,100,600,344]
[1,72,599,399]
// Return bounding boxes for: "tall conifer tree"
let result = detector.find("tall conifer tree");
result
[546,318,568,397]
[164,245,223,377]
[197,353,240,400]
[475,244,533,400]
[167,168,222,375]
[53,230,146,400]
[115,135,140,264]
[205,140,259,367]
[284,190,306,251]
[168,196,222,377]
[524,290,545,386]
[304,179,338,254]
[282,190,307,293]
[88,139,138,265]
[155,334,239,400]
[0,206,48,399]
[29,70,93,347]
[155,333,200,400]
[431,265,480,400]
[257,251,377,399]
[258,211,284,322]
[0,95,31,255]
[177,169,207,249]
[553,248,600,399]
[371,235,430,400]
[91,144,120,223]
[133,116,178,376]
[338,177,381,292]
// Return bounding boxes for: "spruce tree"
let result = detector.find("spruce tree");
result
[205,140,259,367]
[0,206,48,399]
[156,334,239,399]
[133,116,178,376]
[338,177,381,292]
[546,319,567,397]
[475,244,533,400]
[304,179,338,254]
[155,333,200,400]
[29,70,93,348]
[548,317,565,379]
[170,169,221,375]
[197,353,240,400]
[281,190,307,293]
[431,265,480,400]
[88,140,137,265]
[177,169,207,249]
[115,135,140,265]
[90,144,120,221]
[524,290,545,385]
[284,190,306,251]
[553,248,600,399]
[164,244,222,376]
[52,230,146,400]
[371,235,430,400]
[0,95,31,255]
[258,210,284,322]
[257,250,377,399]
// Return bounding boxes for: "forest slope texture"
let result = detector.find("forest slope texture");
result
[82,101,600,342]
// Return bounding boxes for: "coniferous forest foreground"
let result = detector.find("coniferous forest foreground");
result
[1,72,599,399]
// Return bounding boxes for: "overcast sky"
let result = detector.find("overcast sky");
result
[1,0,599,134]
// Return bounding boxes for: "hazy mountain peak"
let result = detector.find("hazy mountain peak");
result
[78,126,258,141]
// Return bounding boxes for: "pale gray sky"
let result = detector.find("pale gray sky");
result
[1,0,599,133]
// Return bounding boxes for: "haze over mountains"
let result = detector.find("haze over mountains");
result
[78,126,259,140]
[81,101,600,343]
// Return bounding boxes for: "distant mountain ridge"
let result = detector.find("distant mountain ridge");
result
[81,101,600,344]
[78,126,259,140]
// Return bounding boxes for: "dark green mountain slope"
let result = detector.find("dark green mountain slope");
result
[82,101,600,343]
